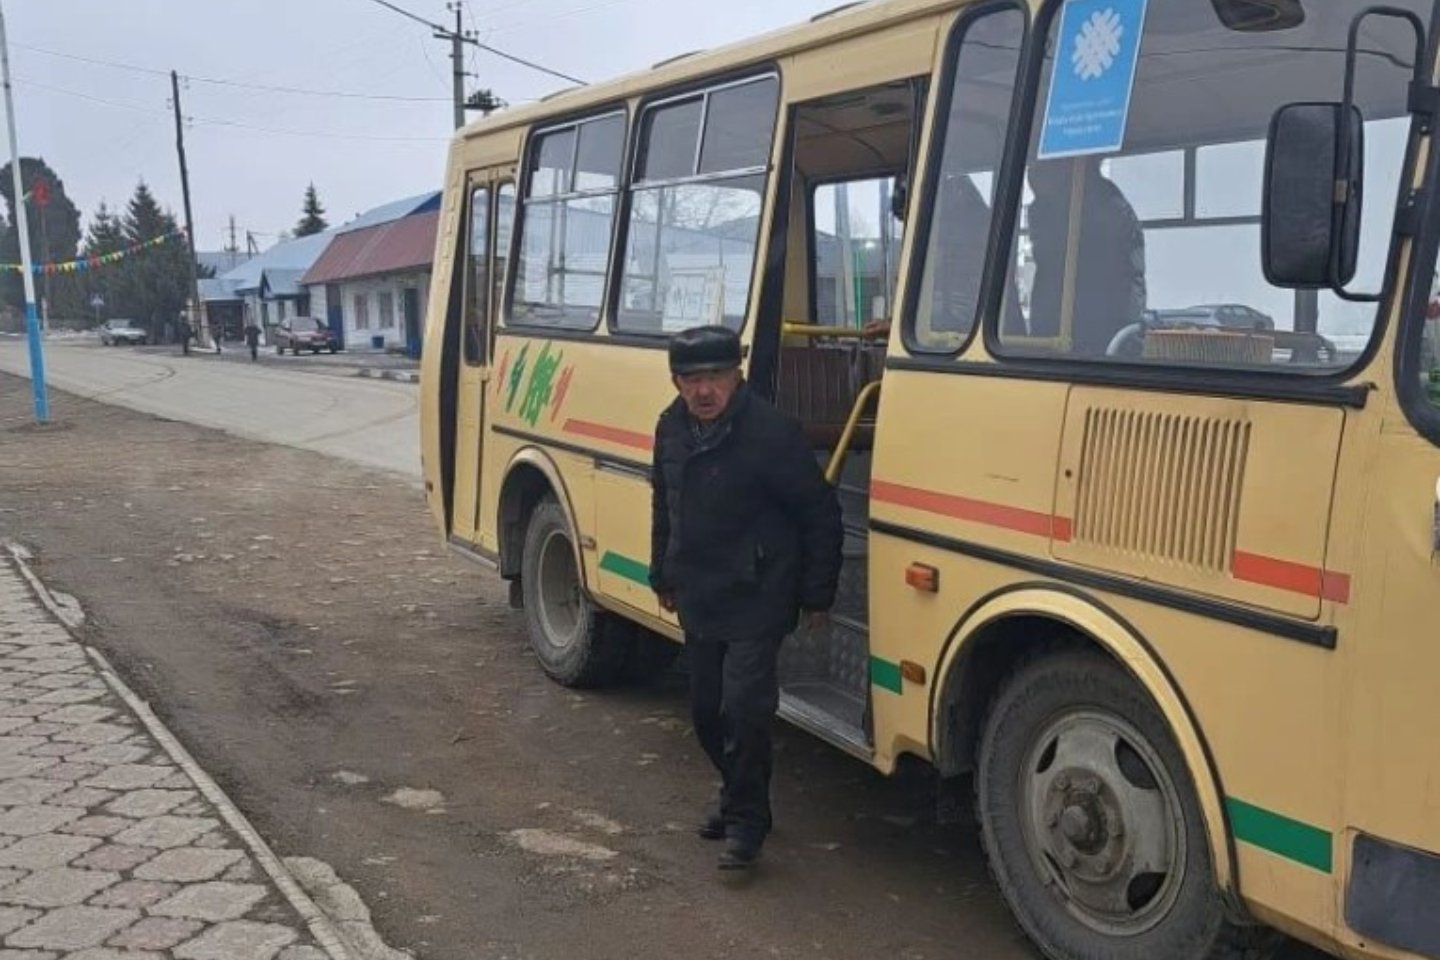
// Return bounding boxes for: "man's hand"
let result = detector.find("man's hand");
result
[861,319,891,339]
[804,610,830,631]
[657,591,677,613]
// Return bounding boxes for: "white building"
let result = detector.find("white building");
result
[300,193,440,356]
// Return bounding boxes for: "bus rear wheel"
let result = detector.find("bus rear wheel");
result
[520,497,632,688]
[976,649,1275,960]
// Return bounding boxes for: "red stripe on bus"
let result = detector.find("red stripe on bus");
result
[871,480,1069,540]
[1232,551,1351,604]
[562,419,655,452]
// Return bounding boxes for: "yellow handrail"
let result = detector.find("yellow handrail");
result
[825,380,883,485]
[783,322,884,341]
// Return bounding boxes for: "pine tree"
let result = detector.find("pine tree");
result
[0,158,84,318]
[295,183,328,237]
[107,181,193,340]
[81,203,126,325]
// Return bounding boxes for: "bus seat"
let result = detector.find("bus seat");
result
[777,344,885,449]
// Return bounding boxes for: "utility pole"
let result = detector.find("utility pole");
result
[440,2,466,130]
[225,215,239,270]
[171,70,206,349]
[0,1,48,422]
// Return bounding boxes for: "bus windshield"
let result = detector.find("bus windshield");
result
[967,0,1436,371]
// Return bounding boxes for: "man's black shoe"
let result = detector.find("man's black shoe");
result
[718,837,762,870]
[698,813,726,841]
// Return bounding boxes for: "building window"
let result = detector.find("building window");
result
[511,112,626,329]
[354,293,370,331]
[617,76,778,335]
[378,291,395,329]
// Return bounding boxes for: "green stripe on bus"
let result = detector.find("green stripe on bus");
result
[1226,797,1333,874]
[599,551,650,586]
[870,656,903,694]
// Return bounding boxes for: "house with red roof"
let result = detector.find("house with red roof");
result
[301,191,441,356]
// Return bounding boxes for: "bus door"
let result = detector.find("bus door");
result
[767,79,923,757]
[452,172,515,547]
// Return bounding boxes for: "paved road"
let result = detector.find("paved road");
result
[0,339,419,480]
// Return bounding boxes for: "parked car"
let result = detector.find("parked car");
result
[1183,303,1276,330]
[273,317,336,355]
[98,319,148,346]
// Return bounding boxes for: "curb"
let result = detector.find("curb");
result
[3,540,355,960]
[355,368,420,385]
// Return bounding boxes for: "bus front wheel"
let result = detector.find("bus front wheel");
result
[520,497,632,688]
[976,649,1276,960]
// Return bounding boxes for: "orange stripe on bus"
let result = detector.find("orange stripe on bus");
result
[871,480,1070,540]
[562,419,655,452]
[1232,551,1352,604]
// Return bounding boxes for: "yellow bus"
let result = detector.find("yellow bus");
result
[421,0,1440,956]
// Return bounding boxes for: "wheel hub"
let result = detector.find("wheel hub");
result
[1021,711,1187,936]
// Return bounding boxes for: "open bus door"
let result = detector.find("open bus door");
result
[451,172,514,546]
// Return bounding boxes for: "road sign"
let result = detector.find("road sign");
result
[89,294,104,309]
[1038,0,1149,160]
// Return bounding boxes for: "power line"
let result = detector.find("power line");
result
[14,43,451,102]
[362,0,586,85]
[473,39,585,85]
[16,78,449,143]
[365,0,444,30]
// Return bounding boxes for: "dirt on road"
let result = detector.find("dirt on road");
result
[0,373,1331,960]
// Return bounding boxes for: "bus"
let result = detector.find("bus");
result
[421,0,1440,957]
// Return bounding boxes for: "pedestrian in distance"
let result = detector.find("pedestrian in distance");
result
[178,316,192,356]
[649,325,844,871]
[244,320,262,362]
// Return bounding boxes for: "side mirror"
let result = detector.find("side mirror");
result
[1261,102,1364,290]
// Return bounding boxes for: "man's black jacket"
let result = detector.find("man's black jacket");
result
[649,384,844,641]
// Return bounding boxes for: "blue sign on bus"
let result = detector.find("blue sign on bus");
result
[1038,0,1149,160]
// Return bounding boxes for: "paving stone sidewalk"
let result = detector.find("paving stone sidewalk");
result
[0,555,331,960]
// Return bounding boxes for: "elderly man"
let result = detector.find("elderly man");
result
[649,325,843,870]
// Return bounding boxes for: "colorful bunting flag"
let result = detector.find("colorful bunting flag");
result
[0,229,186,274]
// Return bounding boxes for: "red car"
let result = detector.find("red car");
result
[273,318,337,355]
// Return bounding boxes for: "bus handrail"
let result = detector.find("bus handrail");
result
[825,380,882,486]
[783,322,885,341]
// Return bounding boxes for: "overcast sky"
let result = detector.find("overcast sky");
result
[7,0,833,253]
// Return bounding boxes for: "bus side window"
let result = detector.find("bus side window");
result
[511,113,626,330]
[493,182,516,333]
[906,7,1025,354]
[617,76,779,335]
[464,185,491,365]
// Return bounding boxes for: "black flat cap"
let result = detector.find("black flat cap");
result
[669,325,741,376]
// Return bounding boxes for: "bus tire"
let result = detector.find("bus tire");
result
[520,497,631,688]
[976,649,1275,960]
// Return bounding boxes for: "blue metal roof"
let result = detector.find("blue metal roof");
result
[222,231,334,293]
[219,191,440,293]
[334,191,441,235]
[260,269,306,299]
[199,278,243,302]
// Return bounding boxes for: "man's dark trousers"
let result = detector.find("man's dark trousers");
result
[688,632,781,843]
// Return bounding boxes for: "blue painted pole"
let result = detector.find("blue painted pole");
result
[0,1,48,422]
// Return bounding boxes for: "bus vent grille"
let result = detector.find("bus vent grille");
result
[1073,408,1250,573]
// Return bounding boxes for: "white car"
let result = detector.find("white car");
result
[98,319,147,346]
